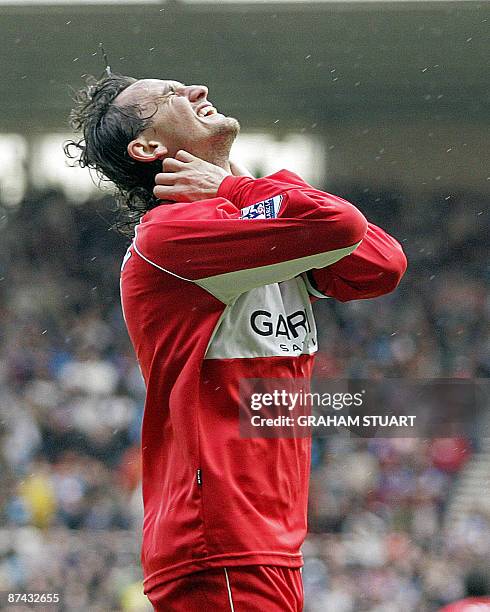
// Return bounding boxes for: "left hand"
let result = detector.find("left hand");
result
[153,150,231,202]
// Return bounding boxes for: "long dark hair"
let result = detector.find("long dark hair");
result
[64,73,163,236]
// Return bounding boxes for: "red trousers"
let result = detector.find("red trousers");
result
[146,565,304,611]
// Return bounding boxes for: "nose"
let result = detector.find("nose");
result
[180,84,208,102]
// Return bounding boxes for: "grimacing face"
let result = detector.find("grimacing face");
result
[116,79,240,164]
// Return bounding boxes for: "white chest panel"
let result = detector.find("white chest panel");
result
[205,276,318,360]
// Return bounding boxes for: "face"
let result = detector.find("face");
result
[116,78,240,163]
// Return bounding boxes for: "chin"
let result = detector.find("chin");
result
[217,115,240,136]
[227,115,240,129]
[208,116,240,148]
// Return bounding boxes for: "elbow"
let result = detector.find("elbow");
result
[379,246,408,295]
[336,203,369,248]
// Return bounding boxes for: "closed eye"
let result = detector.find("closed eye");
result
[155,83,185,106]
[155,87,178,105]
[167,83,186,95]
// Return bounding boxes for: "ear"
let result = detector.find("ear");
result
[127,138,168,162]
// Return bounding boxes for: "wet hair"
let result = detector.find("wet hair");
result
[64,73,163,235]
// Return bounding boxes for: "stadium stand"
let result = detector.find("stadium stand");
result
[0,185,488,611]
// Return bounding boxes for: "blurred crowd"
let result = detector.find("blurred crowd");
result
[0,184,488,611]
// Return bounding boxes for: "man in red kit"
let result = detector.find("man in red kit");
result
[66,74,407,611]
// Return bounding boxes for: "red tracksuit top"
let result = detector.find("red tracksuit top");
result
[439,598,490,611]
[119,170,407,592]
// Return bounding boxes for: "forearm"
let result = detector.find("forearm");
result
[306,222,407,301]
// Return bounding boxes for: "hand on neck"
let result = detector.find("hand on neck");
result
[183,148,231,174]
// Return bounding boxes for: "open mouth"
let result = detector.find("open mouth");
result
[196,104,219,118]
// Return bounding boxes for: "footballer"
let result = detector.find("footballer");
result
[66,75,407,611]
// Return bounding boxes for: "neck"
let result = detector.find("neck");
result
[208,153,231,173]
[187,145,232,173]
[187,128,237,173]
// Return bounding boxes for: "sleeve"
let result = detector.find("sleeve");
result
[134,170,368,304]
[303,222,407,302]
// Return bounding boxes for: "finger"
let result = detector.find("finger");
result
[162,157,185,172]
[230,160,254,178]
[153,185,184,201]
[175,150,196,163]
[155,172,177,186]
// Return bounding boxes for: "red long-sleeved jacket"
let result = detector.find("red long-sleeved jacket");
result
[120,170,407,593]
